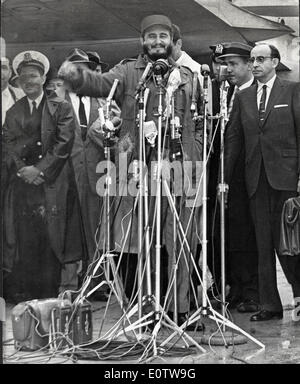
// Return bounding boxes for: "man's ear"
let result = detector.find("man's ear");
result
[272,58,280,69]
[41,75,46,85]
[177,38,183,50]
[247,61,253,71]
[140,37,144,46]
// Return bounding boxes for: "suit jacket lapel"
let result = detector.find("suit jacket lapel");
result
[17,98,30,134]
[262,76,282,128]
[248,84,259,126]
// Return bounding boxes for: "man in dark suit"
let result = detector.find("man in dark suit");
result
[59,49,121,298]
[225,43,300,321]
[217,42,260,313]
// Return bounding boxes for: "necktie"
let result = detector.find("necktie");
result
[31,100,38,115]
[258,85,267,125]
[78,95,87,141]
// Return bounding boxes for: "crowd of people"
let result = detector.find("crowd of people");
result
[2,13,300,326]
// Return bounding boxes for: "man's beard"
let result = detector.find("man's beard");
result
[143,43,173,61]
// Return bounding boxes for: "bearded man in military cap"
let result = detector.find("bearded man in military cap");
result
[3,51,86,303]
[58,15,204,329]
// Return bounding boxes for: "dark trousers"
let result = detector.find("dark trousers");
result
[4,183,61,302]
[228,250,259,302]
[250,165,300,311]
[5,210,61,301]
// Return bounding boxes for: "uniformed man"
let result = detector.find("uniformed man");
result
[217,42,260,313]
[3,51,85,303]
[58,14,203,328]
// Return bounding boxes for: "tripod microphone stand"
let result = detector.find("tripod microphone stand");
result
[74,79,126,308]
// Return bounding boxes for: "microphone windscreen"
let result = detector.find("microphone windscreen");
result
[201,64,210,76]
[219,65,228,81]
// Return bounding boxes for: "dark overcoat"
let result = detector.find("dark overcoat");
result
[3,92,85,271]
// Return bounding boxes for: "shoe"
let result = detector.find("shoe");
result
[237,300,260,313]
[250,309,283,322]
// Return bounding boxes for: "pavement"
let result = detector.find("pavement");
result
[2,260,300,365]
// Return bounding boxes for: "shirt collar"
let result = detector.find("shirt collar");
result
[2,86,11,97]
[175,51,186,66]
[27,91,44,108]
[238,76,254,91]
[257,74,277,92]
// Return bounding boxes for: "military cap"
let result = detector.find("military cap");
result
[140,14,172,35]
[65,48,97,70]
[215,42,253,59]
[86,51,109,70]
[13,51,50,75]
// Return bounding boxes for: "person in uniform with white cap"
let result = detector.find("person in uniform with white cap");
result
[3,50,85,303]
[58,14,204,328]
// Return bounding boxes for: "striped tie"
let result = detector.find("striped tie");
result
[258,85,267,126]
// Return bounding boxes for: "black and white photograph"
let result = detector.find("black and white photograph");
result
[1,0,300,367]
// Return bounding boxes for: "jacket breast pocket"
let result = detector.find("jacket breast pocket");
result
[282,149,298,157]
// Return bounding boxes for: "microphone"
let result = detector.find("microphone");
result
[201,64,210,77]
[107,79,119,103]
[135,62,153,97]
[152,59,169,77]
[201,64,210,101]
[191,71,198,114]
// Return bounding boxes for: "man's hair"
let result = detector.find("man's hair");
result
[172,24,182,43]
[255,43,281,61]
[269,44,281,61]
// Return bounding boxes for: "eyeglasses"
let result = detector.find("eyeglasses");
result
[249,56,273,64]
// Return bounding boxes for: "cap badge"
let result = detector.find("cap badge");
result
[24,52,32,62]
[215,44,224,54]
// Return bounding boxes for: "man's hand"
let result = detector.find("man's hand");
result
[89,117,104,135]
[32,176,45,186]
[58,61,82,87]
[217,183,229,208]
[18,166,43,184]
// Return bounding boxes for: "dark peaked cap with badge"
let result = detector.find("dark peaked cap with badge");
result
[13,50,50,75]
[65,48,97,70]
[140,14,173,35]
[216,42,253,59]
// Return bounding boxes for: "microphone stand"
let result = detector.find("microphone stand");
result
[136,85,152,335]
[154,74,164,324]
[218,79,229,331]
[74,79,126,308]
[201,72,209,316]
